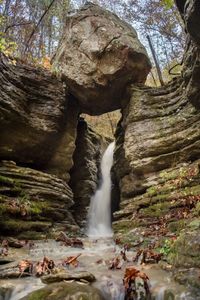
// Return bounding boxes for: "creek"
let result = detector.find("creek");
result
[87,142,115,238]
[0,144,196,299]
[0,238,195,300]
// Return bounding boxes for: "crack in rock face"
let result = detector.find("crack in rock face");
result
[53,3,151,116]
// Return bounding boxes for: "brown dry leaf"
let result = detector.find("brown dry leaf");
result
[56,232,83,248]
[120,249,128,262]
[115,238,121,245]
[18,260,33,274]
[123,266,150,299]
[124,243,132,250]
[108,256,123,270]
[62,253,81,268]
[124,267,140,288]
[133,249,143,263]
[96,259,103,264]
[0,240,9,256]
[148,251,162,263]
[133,249,162,264]
[71,238,84,248]
[35,256,55,276]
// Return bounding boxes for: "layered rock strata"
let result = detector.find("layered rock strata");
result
[0,3,151,236]
[112,0,200,280]
[113,75,200,215]
[0,160,76,239]
[0,53,79,181]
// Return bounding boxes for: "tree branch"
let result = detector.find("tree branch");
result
[24,0,57,54]
[4,22,33,33]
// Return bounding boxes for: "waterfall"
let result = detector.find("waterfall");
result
[87,142,115,238]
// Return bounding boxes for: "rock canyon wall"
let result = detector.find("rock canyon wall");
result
[0,3,150,238]
[0,2,200,279]
[113,0,200,273]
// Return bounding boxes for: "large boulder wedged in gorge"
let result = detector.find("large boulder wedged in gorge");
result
[53,3,151,115]
[0,53,79,180]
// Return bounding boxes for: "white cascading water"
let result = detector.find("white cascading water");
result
[87,142,115,238]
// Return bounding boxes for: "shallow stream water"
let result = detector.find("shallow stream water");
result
[0,238,196,300]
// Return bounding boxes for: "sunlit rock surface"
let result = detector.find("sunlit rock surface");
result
[53,3,151,115]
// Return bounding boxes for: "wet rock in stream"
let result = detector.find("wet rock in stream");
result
[0,261,31,279]
[0,283,14,300]
[0,259,14,265]
[20,281,106,300]
[41,270,95,284]
[173,268,200,294]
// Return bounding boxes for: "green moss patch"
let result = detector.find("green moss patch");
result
[140,202,171,218]
[168,220,187,233]
[0,219,52,233]
[0,175,14,186]
[113,219,138,234]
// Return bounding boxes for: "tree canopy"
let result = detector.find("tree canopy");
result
[0,0,184,83]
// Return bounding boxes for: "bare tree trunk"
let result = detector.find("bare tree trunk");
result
[150,70,158,86]
[107,113,114,136]
[147,34,164,86]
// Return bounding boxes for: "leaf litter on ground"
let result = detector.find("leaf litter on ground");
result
[17,253,82,278]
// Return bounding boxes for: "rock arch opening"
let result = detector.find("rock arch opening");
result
[69,110,121,227]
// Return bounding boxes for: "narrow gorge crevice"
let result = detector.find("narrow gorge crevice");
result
[69,117,110,227]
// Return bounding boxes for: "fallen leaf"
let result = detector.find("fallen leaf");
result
[18,260,33,274]
[62,253,81,268]
[123,266,151,299]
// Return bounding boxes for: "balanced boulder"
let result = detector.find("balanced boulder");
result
[53,3,151,115]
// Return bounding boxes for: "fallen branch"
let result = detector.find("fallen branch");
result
[62,253,81,268]
[5,22,33,33]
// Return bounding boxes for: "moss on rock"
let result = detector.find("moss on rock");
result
[0,219,52,234]
[0,160,76,237]
[21,282,105,300]
[0,175,14,186]
[140,202,171,218]
[168,229,200,268]
[168,220,187,233]
[112,219,137,234]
